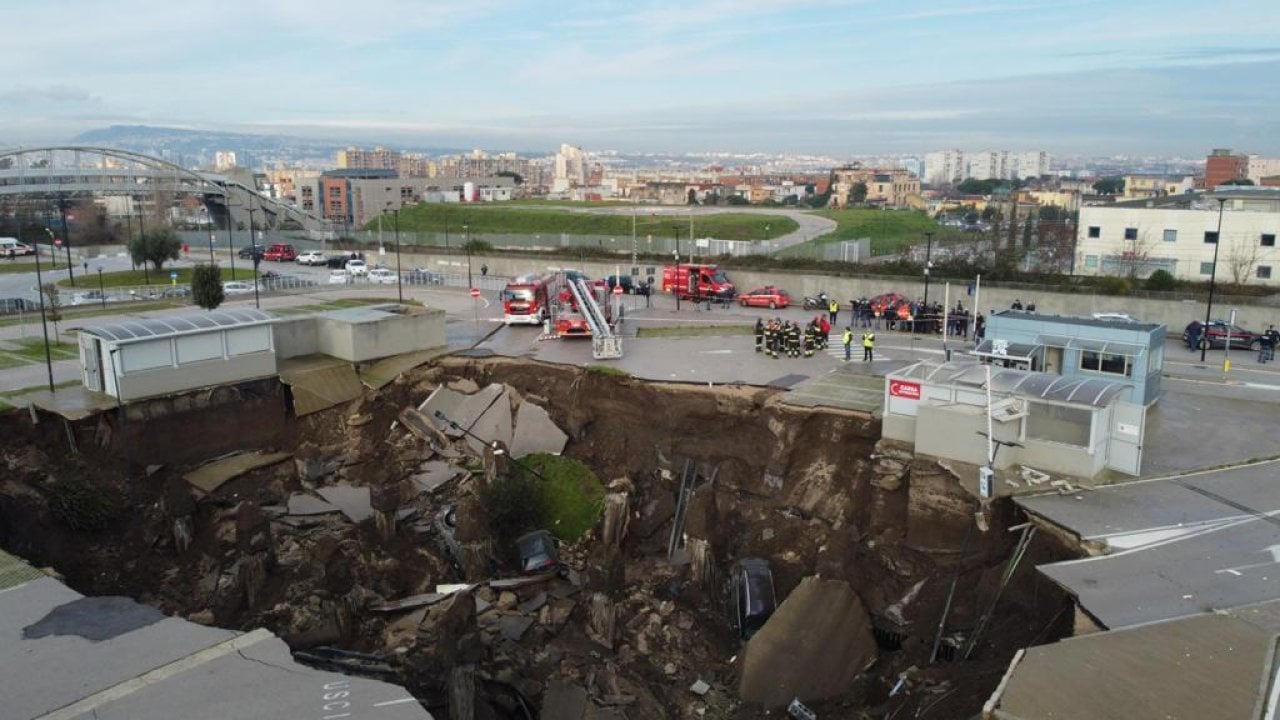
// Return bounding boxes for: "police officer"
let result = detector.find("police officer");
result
[862,328,876,362]
[828,298,839,325]
[754,317,764,353]
[842,326,854,361]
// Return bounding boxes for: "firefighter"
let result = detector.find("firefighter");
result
[766,319,780,358]
[788,321,801,358]
[803,322,816,357]
[754,317,764,353]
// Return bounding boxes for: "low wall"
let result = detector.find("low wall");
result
[405,251,1279,333]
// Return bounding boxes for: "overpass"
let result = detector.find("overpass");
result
[0,145,329,233]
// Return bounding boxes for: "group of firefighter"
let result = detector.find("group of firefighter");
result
[754,315,832,358]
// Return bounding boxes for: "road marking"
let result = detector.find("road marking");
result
[373,698,419,707]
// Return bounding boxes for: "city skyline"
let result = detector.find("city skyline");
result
[3,0,1278,156]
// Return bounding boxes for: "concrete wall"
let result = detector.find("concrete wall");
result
[401,251,1279,332]
[273,317,319,359]
[116,351,276,402]
[916,403,1019,468]
[273,307,446,362]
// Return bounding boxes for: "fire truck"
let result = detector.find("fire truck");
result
[554,273,612,338]
[661,263,735,301]
[501,274,554,325]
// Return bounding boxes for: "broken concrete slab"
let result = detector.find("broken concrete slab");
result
[184,451,292,497]
[489,573,557,590]
[466,391,514,456]
[369,593,453,613]
[499,615,535,642]
[409,460,462,495]
[398,407,451,449]
[542,679,589,720]
[509,402,569,459]
[286,492,339,516]
[278,356,364,417]
[316,485,374,524]
[690,679,711,696]
[446,384,506,438]
[417,385,467,430]
[517,592,547,615]
[738,576,877,708]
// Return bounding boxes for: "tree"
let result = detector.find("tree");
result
[1221,178,1255,186]
[191,264,224,311]
[70,200,122,247]
[1092,177,1125,195]
[1145,269,1177,291]
[41,283,62,336]
[686,188,698,205]
[850,181,868,205]
[128,228,182,271]
[1022,216,1034,249]
[1225,236,1262,284]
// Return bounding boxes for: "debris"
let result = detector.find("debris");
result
[286,492,339,516]
[1020,466,1051,486]
[510,401,569,459]
[410,460,461,494]
[542,680,589,720]
[787,697,818,720]
[517,591,547,614]
[690,679,711,696]
[499,615,535,642]
[292,646,393,676]
[370,593,454,613]
[316,484,374,524]
[184,451,292,497]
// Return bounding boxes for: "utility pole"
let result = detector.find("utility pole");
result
[673,225,682,312]
[922,231,935,333]
[1201,197,1228,363]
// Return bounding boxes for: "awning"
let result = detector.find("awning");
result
[972,339,1042,363]
[1038,334,1145,357]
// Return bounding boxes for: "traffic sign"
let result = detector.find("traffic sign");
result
[54,239,62,247]
[170,271,178,279]
[612,285,623,295]
[470,288,481,298]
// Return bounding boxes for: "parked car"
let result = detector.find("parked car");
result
[327,251,365,269]
[71,290,114,306]
[161,286,192,298]
[0,238,35,257]
[345,259,368,277]
[1182,320,1261,350]
[328,269,351,284]
[238,245,266,261]
[368,267,397,284]
[738,286,791,309]
[296,250,327,266]
[0,297,39,314]
[222,281,254,295]
[516,530,559,574]
[604,274,651,296]
[729,558,777,640]
[405,267,443,285]
[263,243,297,262]
[1092,312,1136,322]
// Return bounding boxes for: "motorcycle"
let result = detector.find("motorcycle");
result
[802,291,830,311]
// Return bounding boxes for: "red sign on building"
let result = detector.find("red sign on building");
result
[889,380,921,400]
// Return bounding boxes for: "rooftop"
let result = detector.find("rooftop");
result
[890,360,1131,408]
[80,309,275,344]
[992,310,1162,333]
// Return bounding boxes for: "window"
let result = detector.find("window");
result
[1025,402,1092,447]
[1087,226,1100,238]
[1081,350,1131,377]
[1124,227,1138,240]
[1085,255,1098,269]
[1263,234,1276,247]
[1200,262,1215,275]
[1204,230,1219,244]
[1163,229,1177,242]
[1259,266,1273,280]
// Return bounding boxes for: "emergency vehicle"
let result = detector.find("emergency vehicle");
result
[661,263,735,301]
[554,278,612,338]
[501,274,553,325]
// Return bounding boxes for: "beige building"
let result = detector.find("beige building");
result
[831,166,920,207]
[1122,175,1197,200]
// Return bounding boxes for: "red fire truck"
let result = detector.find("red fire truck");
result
[661,263,735,301]
[501,274,554,325]
[554,273,611,338]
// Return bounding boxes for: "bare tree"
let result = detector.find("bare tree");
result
[1118,229,1158,279]
[1225,235,1262,285]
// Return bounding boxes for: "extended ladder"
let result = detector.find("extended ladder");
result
[567,277,622,359]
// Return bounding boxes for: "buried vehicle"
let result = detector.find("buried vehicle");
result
[516,529,560,574]
[730,557,778,640]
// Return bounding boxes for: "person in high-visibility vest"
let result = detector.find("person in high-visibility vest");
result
[828,299,839,324]
[842,327,853,361]
[862,329,876,362]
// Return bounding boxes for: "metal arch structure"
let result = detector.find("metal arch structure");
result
[0,145,328,232]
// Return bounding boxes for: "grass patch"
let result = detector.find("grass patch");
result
[807,208,943,255]
[10,338,78,360]
[0,354,28,369]
[521,454,605,542]
[0,259,71,274]
[584,364,631,378]
[0,301,182,328]
[57,266,257,288]
[381,202,800,242]
[636,324,754,338]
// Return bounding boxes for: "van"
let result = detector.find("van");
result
[0,237,34,257]
[263,243,297,262]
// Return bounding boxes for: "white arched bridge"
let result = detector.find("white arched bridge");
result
[0,145,327,232]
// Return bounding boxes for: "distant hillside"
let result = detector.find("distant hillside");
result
[70,125,471,165]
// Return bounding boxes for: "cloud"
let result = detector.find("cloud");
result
[0,85,100,106]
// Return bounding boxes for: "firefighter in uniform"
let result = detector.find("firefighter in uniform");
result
[862,329,876,362]
[766,319,780,358]
[789,321,801,357]
[754,318,764,353]
[803,322,816,357]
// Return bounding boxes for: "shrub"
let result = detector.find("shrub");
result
[46,476,123,532]
[480,474,543,545]
[1145,269,1177,291]
[1097,276,1132,296]
[191,263,225,310]
[517,454,605,542]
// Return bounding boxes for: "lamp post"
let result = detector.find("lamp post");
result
[35,229,56,392]
[1201,197,1228,362]
[247,204,260,309]
[202,206,215,263]
[464,223,473,289]
[58,198,75,286]
[673,225,682,311]
[97,267,106,309]
[387,205,404,304]
[226,196,237,280]
[922,231,935,333]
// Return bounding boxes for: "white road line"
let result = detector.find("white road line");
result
[373,698,419,707]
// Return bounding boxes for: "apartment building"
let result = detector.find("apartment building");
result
[553,144,587,192]
[924,150,965,185]
[1122,175,1197,200]
[1204,148,1249,188]
[830,166,920,207]
[1248,156,1280,185]
[338,147,401,171]
[1075,188,1280,285]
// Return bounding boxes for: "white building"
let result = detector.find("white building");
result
[1248,156,1280,184]
[214,151,238,171]
[553,143,587,193]
[1012,151,1049,179]
[924,150,965,184]
[967,150,1010,181]
[1075,189,1280,285]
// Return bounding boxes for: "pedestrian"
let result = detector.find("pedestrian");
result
[862,329,875,362]
[1186,322,1201,352]
[974,314,986,343]
[1011,298,1023,310]
[803,323,816,358]
[819,315,831,349]
[842,326,853,361]
[480,263,488,277]
[828,298,839,325]
[754,317,764,353]
[1260,324,1278,363]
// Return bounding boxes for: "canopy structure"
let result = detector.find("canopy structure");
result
[81,309,275,346]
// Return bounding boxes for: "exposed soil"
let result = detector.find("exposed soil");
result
[0,356,1079,719]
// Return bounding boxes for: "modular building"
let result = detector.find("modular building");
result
[78,309,276,402]
[882,360,1144,478]
[973,310,1165,406]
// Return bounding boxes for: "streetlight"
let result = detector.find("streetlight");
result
[464,223,473,289]
[58,198,76,286]
[386,204,404,304]
[202,206,215,263]
[35,229,56,392]
[225,196,237,280]
[673,225,682,311]
[247,203,261,310]
[922,231,935,334]
[1201,197,1228,362]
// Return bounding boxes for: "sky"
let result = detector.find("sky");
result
[2,0,1279,157]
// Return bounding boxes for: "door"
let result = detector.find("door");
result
[1106,401,1145,475]
[83,338,103,392]
[1044,347,1063,375]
